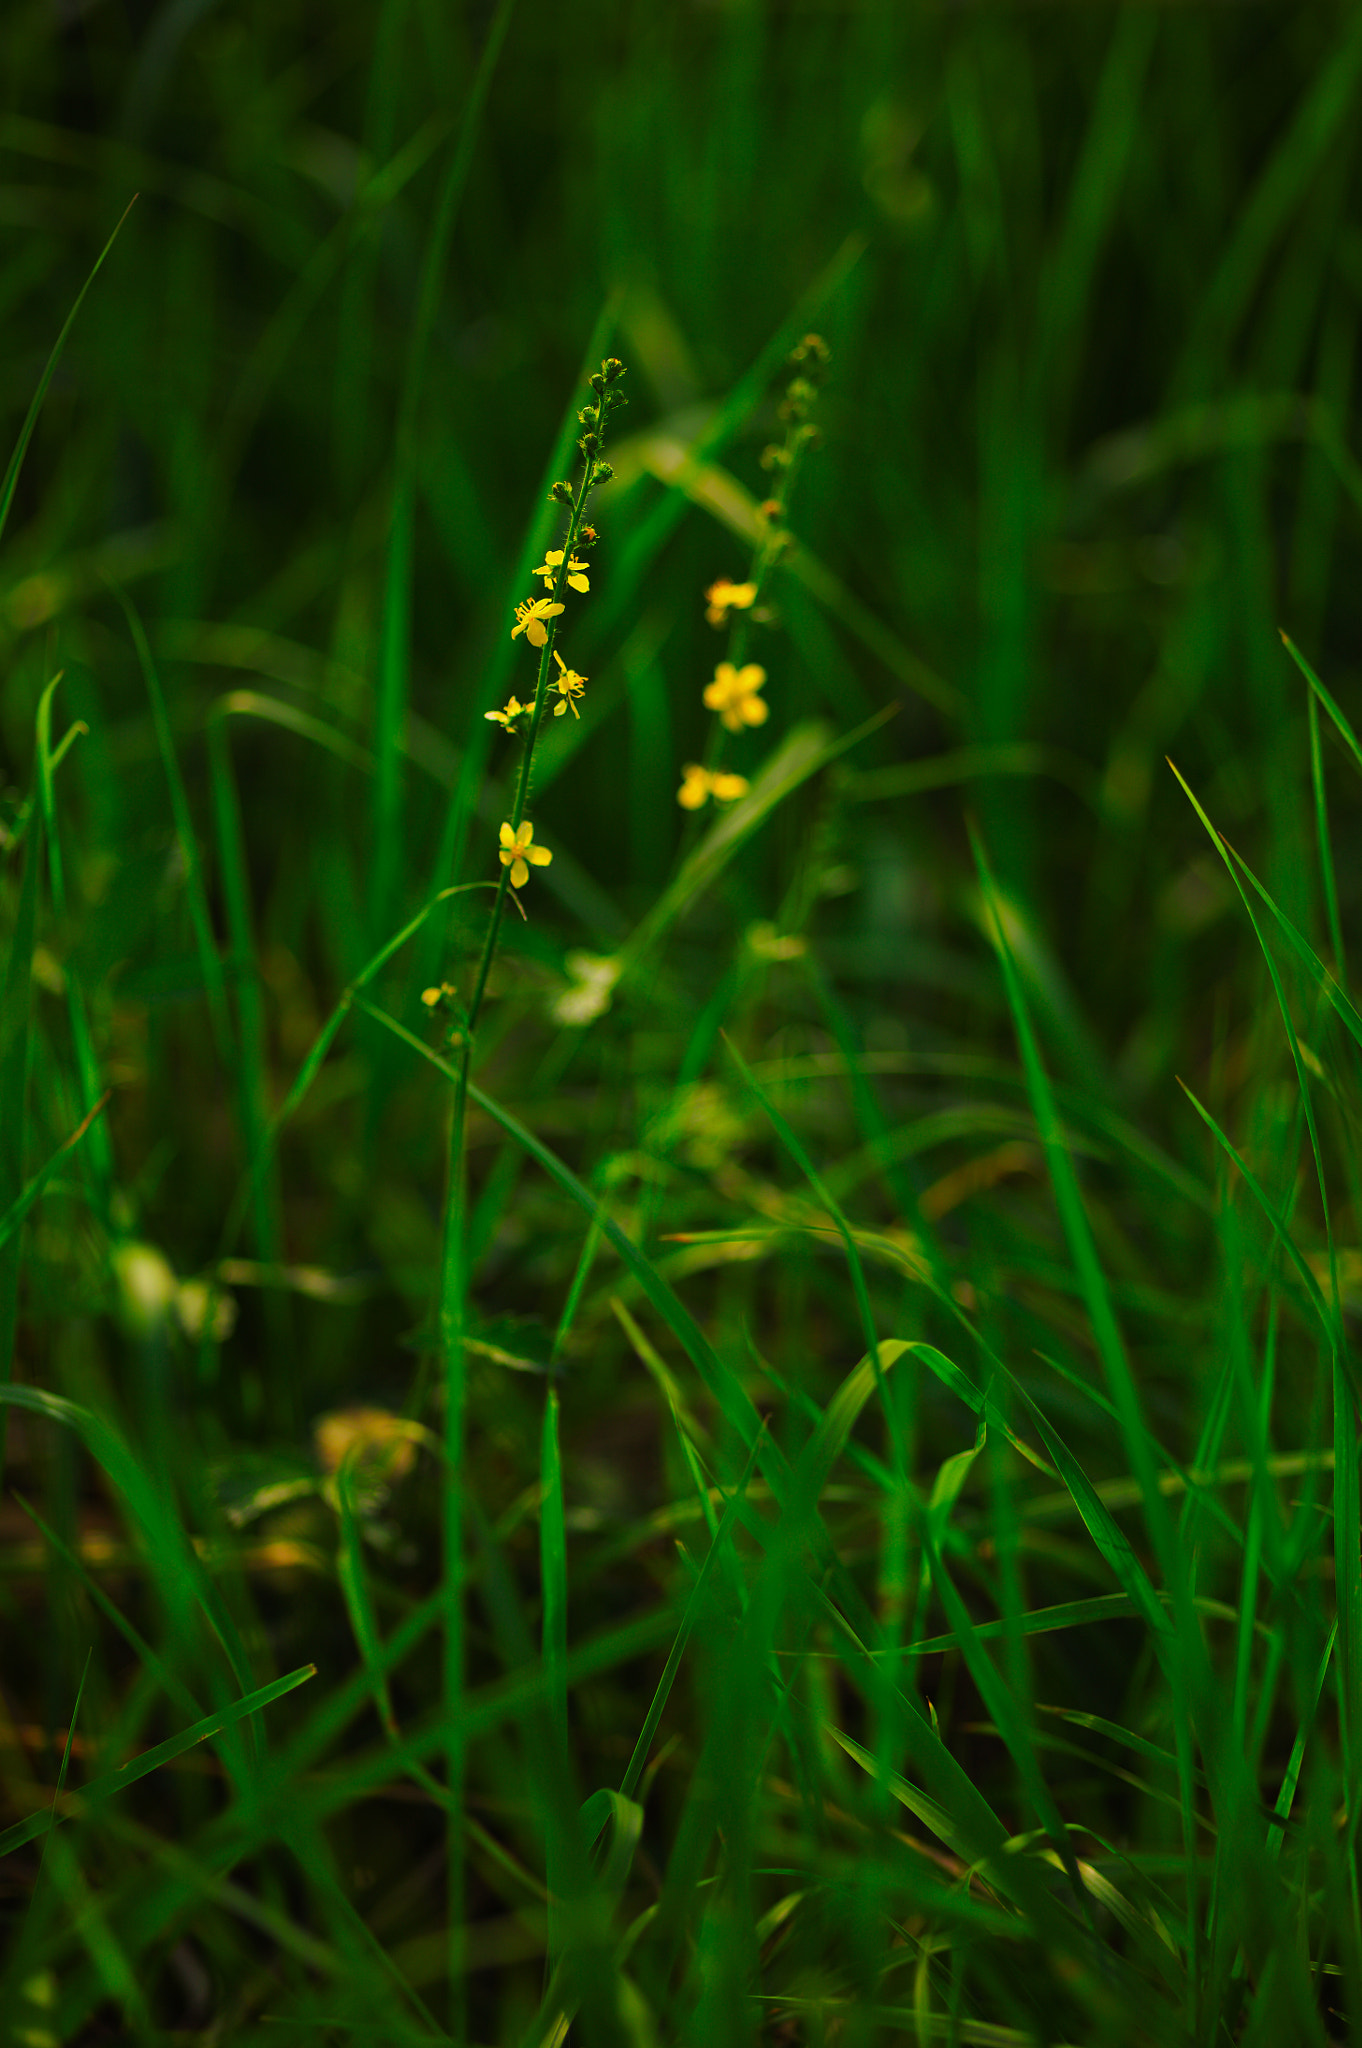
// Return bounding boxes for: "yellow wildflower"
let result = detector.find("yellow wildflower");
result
[534,549,590,594]
[512,597,565,647]
[485,694,530,728]
[676,763,749,810]
[499,819,552,889]
[703,661,768,732]
[549,649,587,718]
[704,577,757,627]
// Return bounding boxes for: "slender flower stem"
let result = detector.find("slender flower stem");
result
[435,362,623,2029]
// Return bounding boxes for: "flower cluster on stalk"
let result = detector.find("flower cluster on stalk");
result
[484,357,628,890]
[679,333,830,811]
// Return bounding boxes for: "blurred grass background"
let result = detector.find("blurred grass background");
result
[4,0,1362,2040]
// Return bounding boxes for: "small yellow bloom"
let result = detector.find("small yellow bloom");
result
[512,597,565,647]
[704,577,757,627]
[534,549,590,594]
[703,661,768,732]
[676,763,750,810]
[485,694,530,728]
[499,819,553,889]
[549,649,587,718]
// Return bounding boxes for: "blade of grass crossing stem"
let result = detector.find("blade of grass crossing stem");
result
[110,582,233,1061]
[0,738,42,1480]
[0,196,136,549]
[35,676,112,1203]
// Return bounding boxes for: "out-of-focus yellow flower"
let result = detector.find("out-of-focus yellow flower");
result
[676,763,750,810]
[549,650,588,718]
[512,597,564,647]
[485,694,530,728]
[534,549,590,594]
[704,578,757,627]
[499,820,552,888]
[703,661,768,732]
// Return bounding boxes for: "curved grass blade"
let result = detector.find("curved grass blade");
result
[0,1090,108,1255]
[0,1384,261,1723]
[0,196,137,550]
[0,1663,314,1860]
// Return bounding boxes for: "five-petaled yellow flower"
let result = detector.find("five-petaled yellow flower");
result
[499,820,552,889]
[704,578,757,627]
[534,550,590,594]
[677,764,750,810]
[549,650,587,718]
[512,597,565,647]
[485,695,530,728]
[703,661,768,732]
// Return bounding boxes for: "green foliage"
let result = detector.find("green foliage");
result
[3,2,1362,2041]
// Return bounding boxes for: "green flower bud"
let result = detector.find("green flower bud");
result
[549,480,573,505]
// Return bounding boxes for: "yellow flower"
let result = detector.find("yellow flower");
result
[676,763,750,810]
[499,819,552,888]
[703,661,768,732]
[485,694,530,728]
[512,597,565,646]
[534,549,590,594]
[549,649,587,718]
[704,577,757,627]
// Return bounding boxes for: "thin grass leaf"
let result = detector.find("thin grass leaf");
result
[0,195,136,549]
[0,1664,314,1859]
[0,1090,108,1254]
[335,1455,398,1740]
[722,1029,883,1384]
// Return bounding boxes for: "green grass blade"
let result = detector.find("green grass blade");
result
[0,1663,315,1859]
[0,1090,108,1255]
[109,582,233,1060]
[0,195,136,549]
[354,995,766,1452]
[0,736,43,1478]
